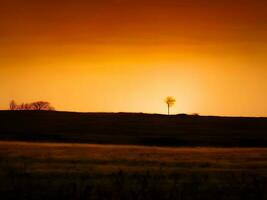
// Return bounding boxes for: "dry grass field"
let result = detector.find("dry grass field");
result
[0,141,267,200]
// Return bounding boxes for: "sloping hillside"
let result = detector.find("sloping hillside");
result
[0,111,266,147]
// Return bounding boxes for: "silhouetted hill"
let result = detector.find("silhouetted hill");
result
[0,111,266,147]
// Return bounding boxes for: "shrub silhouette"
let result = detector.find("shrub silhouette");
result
[9,100,17,110]
[9,100,55,111]
[31,101,55,110]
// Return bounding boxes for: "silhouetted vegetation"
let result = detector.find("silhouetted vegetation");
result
[165,96,176,115]
[9,100,55,111]
[0,142,266,200]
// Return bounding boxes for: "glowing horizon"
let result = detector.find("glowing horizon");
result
[0,0,267,116]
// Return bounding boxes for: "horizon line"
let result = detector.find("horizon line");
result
[0,110,266,118]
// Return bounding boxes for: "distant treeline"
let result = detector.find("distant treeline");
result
[9,100,55,111]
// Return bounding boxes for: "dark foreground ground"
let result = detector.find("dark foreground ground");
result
[0,141,266,200]
[0,111,267,147]
[0,111,267,199]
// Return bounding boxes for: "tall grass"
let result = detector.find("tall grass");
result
[0,142,266,200]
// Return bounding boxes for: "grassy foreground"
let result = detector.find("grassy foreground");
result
[0,141,266,200]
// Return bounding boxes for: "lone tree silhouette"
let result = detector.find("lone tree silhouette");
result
[165,96,176,115]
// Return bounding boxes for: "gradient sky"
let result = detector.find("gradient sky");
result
[0,0,267,116]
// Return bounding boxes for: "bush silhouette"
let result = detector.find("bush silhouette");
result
[9,100,55,111]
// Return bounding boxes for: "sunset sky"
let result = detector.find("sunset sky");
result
[0,0,267,116]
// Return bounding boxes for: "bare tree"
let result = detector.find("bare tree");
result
[165,96,176,115]
[9,100,55,111]
[23,103,33,110]
[31,101,54,111]
[9,100,17,110]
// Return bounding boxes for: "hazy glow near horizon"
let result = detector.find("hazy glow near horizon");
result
[0,0,267,116]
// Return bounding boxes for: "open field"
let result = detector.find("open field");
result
[0,111,267,147]
[1,111,267,199]
[0,141,267,200]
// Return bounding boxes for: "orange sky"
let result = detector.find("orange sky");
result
[0,0,267,116]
